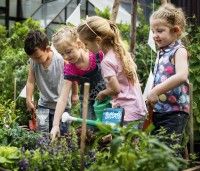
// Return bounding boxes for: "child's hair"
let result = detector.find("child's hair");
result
[77,16,137,84]
[24,30,49,55]
[52,26,81,54]
[150,3,186,37]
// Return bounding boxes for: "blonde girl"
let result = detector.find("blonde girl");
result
[147,3,189,155]
[77,16,147,125]
[50,26,105,140]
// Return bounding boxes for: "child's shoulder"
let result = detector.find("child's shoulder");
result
[103,50,118,63]
[89,50,104,61]
[51,48,62,59]
[51,49,64,64]
[64,63,78,76]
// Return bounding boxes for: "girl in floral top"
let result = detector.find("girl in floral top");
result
[147,3,189,155]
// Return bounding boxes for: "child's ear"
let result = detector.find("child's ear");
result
[96,36,102,44]
[46,45,51,52]
[173,26,181,34]
[77,40,85,48]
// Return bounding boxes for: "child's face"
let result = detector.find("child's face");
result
[150,19,177,48]
[58,44,81,64]
[30,48,50,64]
[79,35,100,53]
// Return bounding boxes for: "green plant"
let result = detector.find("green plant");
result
[0,123,41,149]
[95,6,111,19]
[187,23,200,137]
[0,101,18,127]
[20,128,80,170]
[88,124,188,171]
[0,19,42,102]
[9,18,43,49]
[0,25,7,55]
[0,18,43,125]
[0,146,20,170]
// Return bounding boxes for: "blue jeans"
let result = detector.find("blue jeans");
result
[38,106,69,135]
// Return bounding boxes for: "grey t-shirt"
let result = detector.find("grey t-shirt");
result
[31,48,71,109]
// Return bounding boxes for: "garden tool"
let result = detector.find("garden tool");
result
[62,97,112,126]
[62,112,101,127]
[142,102,153,131]
[62,107,124,127]
[93,96,112,121]
[29,110,37,131]
[62,96,124,128]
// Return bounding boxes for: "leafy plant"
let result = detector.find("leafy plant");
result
[0,146,20,170]
[88,124,188,171]
[95,6,111,19]
[0,123,41,149]
[187,23,200,137]
[0,100,18,127]
[0,18,43,125]
[9,18,43,49]
[20,128,80,170]
[0,25,7,55]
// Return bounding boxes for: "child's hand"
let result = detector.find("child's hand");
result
[147,90,159,106]
[71,94,79,105]
[26,100,36,112]
[50,125,60,142]
[96,91,107,101]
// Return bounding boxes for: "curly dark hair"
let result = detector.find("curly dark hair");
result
[24,30,49,55]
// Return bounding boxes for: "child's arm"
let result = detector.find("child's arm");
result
[26,65,36,112]
[50,79,72,141]
[96,75,120,101]
[147,48,188,104]
[71,81,79,105]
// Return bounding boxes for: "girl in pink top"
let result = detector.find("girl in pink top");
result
[77,16,147,124]
[50,26,105,140]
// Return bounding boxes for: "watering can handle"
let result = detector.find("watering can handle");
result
[142,102,153,131]
[29,109,37,131]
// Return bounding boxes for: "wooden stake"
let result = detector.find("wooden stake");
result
[111,0,120,23]
[130,0,137,58]
[80,83,90,171]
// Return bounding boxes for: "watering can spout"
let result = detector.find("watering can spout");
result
[62,112,100,126]
[62,112,72,122]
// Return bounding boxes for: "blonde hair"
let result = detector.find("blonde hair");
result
[150,3,186,37]
[77,16,137,84]
[52,26,80,54]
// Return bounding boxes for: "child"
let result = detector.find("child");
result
[50,26,105,140]
[24,30,78,134]
[77,16,147,126]
[147,3,189,152]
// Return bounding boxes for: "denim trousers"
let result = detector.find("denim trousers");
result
[38,106,68,135]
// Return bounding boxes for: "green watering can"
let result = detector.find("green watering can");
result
[93,96,112,122]
[62,96,124,129]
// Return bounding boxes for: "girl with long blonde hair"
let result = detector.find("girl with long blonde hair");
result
[77,16,147,125]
